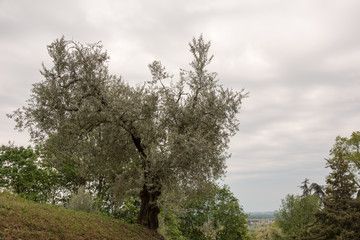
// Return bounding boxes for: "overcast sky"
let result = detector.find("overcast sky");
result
[1,0,360,212]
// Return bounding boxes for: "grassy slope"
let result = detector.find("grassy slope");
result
[0,191,164,240]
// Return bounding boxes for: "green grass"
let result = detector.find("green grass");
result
[0,191,164,240]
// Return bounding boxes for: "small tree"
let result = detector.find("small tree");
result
[177,185,250,240]
[9,35,247,229]
[0,145,58,203]
[274,194,321,240]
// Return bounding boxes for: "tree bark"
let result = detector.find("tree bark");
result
[128,133,162,229]
[137,183,162,229]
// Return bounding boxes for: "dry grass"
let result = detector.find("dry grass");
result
[0,191,164,240]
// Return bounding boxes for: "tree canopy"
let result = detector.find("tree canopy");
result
[9,35,247,229]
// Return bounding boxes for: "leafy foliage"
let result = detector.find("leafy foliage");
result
[161,185,250,240]
[111,196,141,224]
[252,223,283,240]
[0,145,58,203]
[274,194,321,240]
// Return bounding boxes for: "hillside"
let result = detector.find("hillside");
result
[0,191,164,240]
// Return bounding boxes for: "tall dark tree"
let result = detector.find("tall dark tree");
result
[9,36,247,230]
[299,178,325,201]
[300,178,311,197]
[302,135,360,239]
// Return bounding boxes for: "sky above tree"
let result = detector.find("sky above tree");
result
[1,0,359,212]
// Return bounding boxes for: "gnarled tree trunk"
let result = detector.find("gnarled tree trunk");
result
[137,183,162,229]
[129,134,162,229]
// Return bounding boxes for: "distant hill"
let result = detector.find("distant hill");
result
[0,191,164,240]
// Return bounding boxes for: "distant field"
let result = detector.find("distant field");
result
[246,212,275,232]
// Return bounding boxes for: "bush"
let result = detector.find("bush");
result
[66,186,96,213]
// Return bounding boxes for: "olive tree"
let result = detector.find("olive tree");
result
[9,35,247,229]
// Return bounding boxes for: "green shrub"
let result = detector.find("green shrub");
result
[66,186,96,213]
